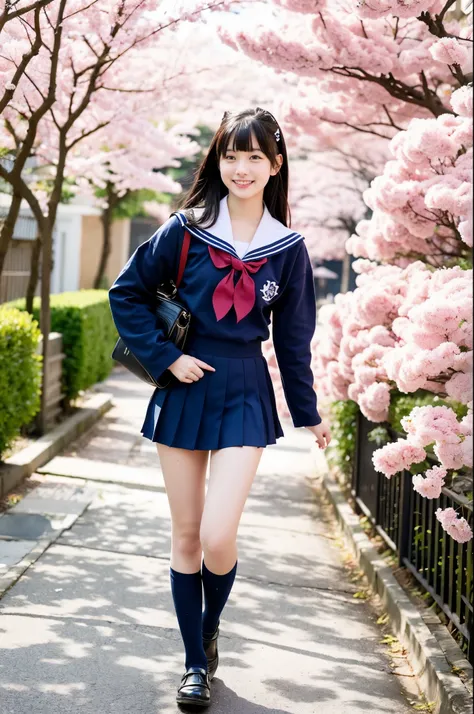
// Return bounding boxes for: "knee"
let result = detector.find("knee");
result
[172,529,201,559]
[200,528,235,558]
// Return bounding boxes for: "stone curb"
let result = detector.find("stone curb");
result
[0,392,113,499]
[321,474,473,714]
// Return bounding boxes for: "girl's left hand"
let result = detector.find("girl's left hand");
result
[305,421,332,450]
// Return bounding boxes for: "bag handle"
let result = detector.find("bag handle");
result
[176,229,191,288]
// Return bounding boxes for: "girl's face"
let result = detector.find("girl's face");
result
[219,130,282,201]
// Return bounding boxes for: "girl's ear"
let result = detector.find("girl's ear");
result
[271,154,283,176]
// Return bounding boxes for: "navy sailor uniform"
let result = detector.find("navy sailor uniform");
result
[108,195,321,450]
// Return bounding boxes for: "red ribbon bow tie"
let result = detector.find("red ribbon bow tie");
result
[208,246,267,322]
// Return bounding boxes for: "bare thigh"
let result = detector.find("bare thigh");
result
[200,446,264,554]
[157,444,209,572]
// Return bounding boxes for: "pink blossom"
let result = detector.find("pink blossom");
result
[459,217,473,247]
[445,371,473,403]
[401,405,461,447]
[460,410,473,437]
[359,381,391,422]
[434,440,466,469]
[355,287,401,327]
[412,465,446,499]
[451,85,473,118]
[372,439,426,478]
[461,434,473,467]
[430,38,471,67]
[356,0,443,20]
[435,507,473,543]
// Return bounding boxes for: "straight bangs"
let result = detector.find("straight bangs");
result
[217,118,278,166]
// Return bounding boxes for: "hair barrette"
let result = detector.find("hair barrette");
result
[274,128,281,142]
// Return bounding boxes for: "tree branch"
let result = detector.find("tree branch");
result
[0,4,43,114]
[0,0,54,34]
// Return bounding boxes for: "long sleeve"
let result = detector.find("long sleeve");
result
[108,216,184,382]
[271,241,322,427]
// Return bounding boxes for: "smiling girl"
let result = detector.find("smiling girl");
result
[108,107,331,708]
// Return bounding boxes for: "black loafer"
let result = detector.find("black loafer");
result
[203,626,219,680]
[176,666,211,708]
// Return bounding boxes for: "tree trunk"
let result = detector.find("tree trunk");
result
[0,191,22,278]
[38,219,53,434]
[94,203,112,289]
[25,234,42,314]
[340,252,351,294]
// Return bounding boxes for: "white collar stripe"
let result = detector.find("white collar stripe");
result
[246,236,304,259]
[187,224,239,254]
[245,232,302,259]
[173,212,187,227]
[172,213,240,256]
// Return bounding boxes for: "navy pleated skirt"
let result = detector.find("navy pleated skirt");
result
[141,335,284,450]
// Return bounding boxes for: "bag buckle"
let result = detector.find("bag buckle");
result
[157,281,177,299]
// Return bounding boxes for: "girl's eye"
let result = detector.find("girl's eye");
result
[224,154,262,160]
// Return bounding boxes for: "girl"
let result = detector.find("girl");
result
[108,107,331,708]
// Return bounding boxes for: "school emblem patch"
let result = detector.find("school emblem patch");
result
[260,280,280,302]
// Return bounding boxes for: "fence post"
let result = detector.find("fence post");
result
[351,409,360,500]
[35,332,65,432]
[398,469,412,567]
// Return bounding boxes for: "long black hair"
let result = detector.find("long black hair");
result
[178,107,291,228]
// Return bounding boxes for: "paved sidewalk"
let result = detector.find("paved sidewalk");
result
[0,368,420,713]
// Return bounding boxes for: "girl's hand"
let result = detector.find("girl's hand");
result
[168,354,216,383]
[305,421,332,449]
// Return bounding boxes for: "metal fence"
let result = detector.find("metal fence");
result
[352,410,473,664]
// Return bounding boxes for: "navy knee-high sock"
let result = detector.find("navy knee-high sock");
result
[169,567,207,671]
[201,560,238,638]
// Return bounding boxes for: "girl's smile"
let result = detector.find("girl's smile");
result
[233,180,254,188]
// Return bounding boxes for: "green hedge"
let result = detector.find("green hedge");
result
[9,290,118,402]
[0,306,42,456]
[327,399,359,480]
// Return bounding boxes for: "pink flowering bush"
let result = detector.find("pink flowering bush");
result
[435,507,473,544]
[371,402,473,542]
[312,260,472,419]
[310,247,472,543]
[346,86,473,265]
[372,438,427,477]
[412,465,446,500]
[373,404,472,476]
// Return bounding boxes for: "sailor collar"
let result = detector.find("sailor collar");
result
[173,195,304,262]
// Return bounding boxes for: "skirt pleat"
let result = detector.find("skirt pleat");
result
[257,357,284,444]
[242,358,268,445]
[141,336,284,450]
[195,357,229,451]
[176,367,210,450]
[218,357,245,449]
[153,378,188,446]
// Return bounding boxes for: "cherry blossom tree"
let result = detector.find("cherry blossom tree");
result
[0,0,229,432]
[219,0,472,139]
[0,0,231,275]
[347,85,473,265]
